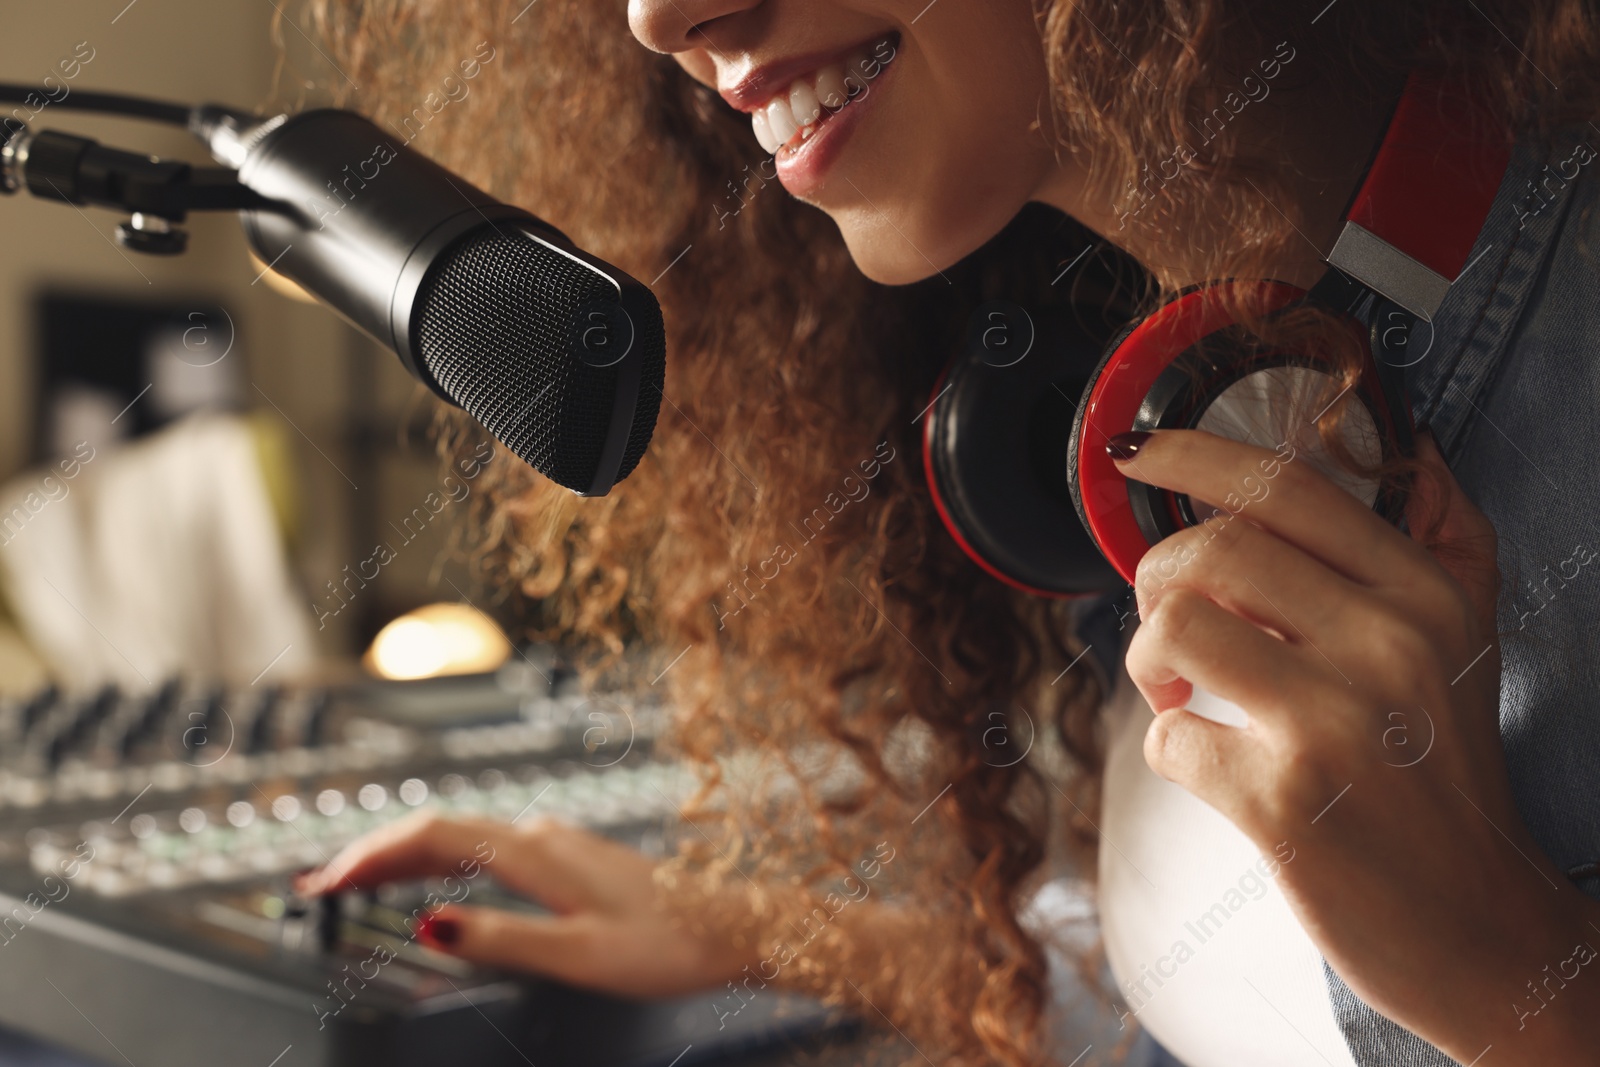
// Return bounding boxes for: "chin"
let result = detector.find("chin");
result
[841,239,944,286]
[829,193,1031,287]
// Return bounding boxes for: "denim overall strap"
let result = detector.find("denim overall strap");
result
[1405,130,1589,463]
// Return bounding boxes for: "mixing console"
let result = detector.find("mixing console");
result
[0,669,848,1067]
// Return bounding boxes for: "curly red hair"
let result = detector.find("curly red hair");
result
[287,2,1598,1062]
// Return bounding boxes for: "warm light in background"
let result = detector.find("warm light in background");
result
[246,249,319,304]
[364,602,512,680]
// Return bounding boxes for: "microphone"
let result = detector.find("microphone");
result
[1,91,666,495]
[201,108,665,496]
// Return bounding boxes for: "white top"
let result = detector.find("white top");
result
[1097,659,1358,1067]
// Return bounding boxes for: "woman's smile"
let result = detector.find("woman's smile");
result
[723,32,900,197]
[634,0,1056,284]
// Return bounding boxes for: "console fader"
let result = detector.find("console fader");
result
[0,667,846,1067]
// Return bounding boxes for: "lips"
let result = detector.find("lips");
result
[734,33,899,156]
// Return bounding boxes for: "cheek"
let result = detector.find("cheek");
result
[673,50,717,93]
[831,118,1050,284]
[822,10,1053,283]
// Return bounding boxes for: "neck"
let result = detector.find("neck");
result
[1036,53,1408,292]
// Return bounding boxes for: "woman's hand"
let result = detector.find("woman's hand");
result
[295,812,759,997]
[1109,428,1600,1063]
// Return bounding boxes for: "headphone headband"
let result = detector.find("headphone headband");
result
[1327,72,1512,318]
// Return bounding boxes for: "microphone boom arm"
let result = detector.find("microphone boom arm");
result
[1,119,283,254]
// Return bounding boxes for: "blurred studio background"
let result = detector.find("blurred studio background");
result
[0,0,502,699]
[0,8,1144,1067]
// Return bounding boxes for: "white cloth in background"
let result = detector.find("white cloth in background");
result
[0,414,313,691]
[1097,658,1357,1067]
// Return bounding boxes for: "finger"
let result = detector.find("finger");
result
[296,811,515,897]
[1135,508,1369,645]
[1109,428,1430,588]
[1126,586,1317,726]
[1143,706,1266,818]
[416,906,702,998]
[301,813,616,916]
[1404,433,1500,634]
[414,905,605,987]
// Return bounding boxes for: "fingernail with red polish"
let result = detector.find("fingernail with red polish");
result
[415,913,461,947]
[1106,431,1153,461]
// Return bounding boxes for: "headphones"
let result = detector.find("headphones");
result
[924,71,1512,596]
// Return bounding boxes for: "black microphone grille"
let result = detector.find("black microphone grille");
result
[414,225,665,494]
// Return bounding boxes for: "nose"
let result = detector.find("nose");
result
[628,0,761,55]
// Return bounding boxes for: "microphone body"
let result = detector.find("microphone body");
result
[234,109,664,496]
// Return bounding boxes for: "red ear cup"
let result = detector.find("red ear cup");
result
[1067,280,1413,586]
[923,301,1122,597]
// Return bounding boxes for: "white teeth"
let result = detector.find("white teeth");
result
[813,66,848,112]
[746,35,896,156]
[788,81,821,127]
[751,107,780,154]
[765,94,799,147]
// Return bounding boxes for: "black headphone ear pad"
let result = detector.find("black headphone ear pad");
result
[922,305,1124,596]
[1066,316,1142,539]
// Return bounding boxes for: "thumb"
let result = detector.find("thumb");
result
[1405,432,1499,633]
